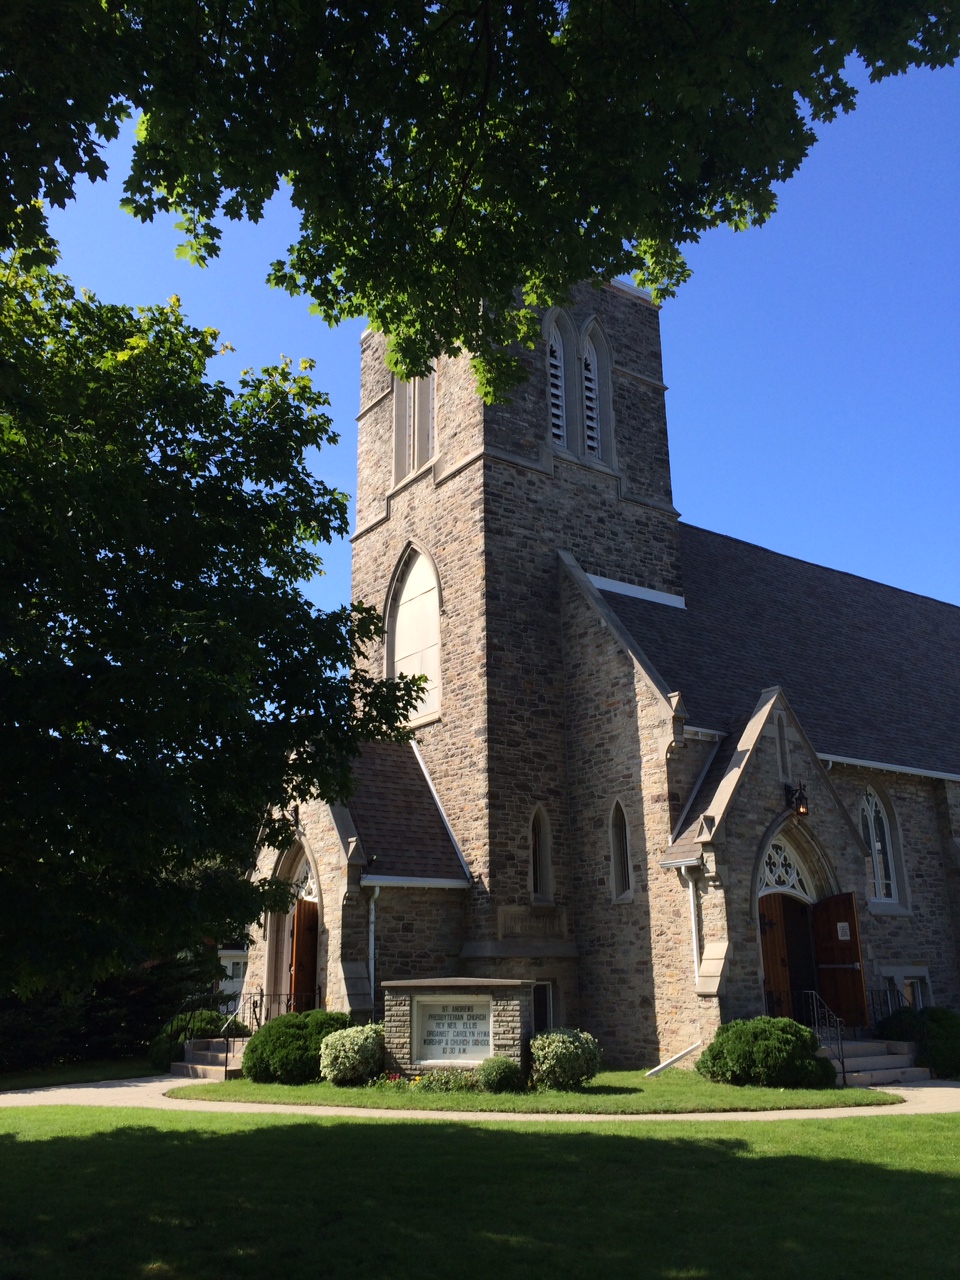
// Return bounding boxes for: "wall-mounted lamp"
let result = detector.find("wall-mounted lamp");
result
[785,781,809,817]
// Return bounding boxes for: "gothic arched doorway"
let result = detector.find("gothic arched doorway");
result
[268,852,321,1014]
[757,835,868,1027]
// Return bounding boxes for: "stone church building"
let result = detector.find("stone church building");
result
[243,281,960,1068]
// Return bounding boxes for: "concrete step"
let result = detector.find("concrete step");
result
[169,1062,244,1080]
[183,1048,245,1068]
[840,1053,916,1074]
[839,1039,896,1057]
[845,1065,931,1087]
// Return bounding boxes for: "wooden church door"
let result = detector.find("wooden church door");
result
[760,894,817,1020]
[290,898,319,1012]
[811,892,868,1028]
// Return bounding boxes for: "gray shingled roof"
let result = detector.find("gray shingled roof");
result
[346,741,469,882]
[601,524,960,777]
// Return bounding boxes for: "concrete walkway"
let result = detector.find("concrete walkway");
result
[3,1073,960,1123]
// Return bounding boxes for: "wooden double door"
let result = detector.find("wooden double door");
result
[289,898,319,1012]
[759,891,867,1027]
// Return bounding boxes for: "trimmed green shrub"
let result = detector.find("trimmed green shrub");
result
[921,1008,960,1078]
[530,1028,602,1091]
[874,1006,924,1043]
[475,1055,526,1094]
[149,1009,248,1073]
[877,1006,960,1079]
[240,1010,350,1085]
[242,1013,319,1085]
[410,1067,481,1092]
[304,1009,351,1049]
[320,1023,385,1085]
[696,1016,834,1089]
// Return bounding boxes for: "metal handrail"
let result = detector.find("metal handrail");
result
[802,989,846,1087]
[867,983,908,1030]
[216,987,323,1079]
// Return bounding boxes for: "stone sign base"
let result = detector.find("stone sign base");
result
[382,977,536,1077]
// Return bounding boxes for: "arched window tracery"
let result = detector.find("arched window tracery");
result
[758,837,814,903]
[861,787,899,902]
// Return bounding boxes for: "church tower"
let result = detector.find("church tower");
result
[351,280,681,1043]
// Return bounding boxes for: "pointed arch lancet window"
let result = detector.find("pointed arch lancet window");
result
[861,788,898,902]
[582,336,601,457]
[388,550,440,719]
[530,809,553,902]
[547,324,567,446]
[394,373,435,483]
[611,802,632,900]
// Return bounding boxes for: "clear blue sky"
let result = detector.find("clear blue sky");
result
[49,60,960,611]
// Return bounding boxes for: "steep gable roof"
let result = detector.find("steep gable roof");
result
[345,741,470,884]
[601,524,960,777]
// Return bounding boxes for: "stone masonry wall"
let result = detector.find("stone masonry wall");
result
[370,889,468,1021]
[352,333,493,940]
[560,568,716,1065]
[829,765,960,1012]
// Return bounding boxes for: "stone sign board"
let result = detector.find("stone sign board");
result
[382,977,536,1078]
[415,998,492,1064]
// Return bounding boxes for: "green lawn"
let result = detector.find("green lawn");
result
[0,1106,957,1279]
[0,1058,155,1093]
[170,1066,899,1113]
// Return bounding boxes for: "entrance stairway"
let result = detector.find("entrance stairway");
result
[169,1037,247,1080]
[819,1038,931,1088]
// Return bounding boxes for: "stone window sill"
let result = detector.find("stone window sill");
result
[867,898,911,918]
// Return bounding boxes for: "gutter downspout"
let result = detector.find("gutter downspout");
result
[681,867,700,985]
[368,886,380,1013]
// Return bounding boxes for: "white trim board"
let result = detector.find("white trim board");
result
[359,876,470,889]
[586,574,685,608]
[818,754,960,784]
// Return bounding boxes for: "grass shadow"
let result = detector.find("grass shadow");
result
[1,1109,959,1278]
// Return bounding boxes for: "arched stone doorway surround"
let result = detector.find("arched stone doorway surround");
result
[753,819,838,1022]
[265,842,324,1016]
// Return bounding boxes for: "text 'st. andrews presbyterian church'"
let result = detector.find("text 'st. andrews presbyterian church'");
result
[243,281,960,1067]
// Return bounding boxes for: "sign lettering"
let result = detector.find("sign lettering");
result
[415,999,492,1063]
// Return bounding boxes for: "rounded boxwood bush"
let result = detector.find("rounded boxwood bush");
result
[149,1009,248,1072]
[877,1006,960,1079]
[475,1054,526,1094]
[241,1009,352,1085]
[530,1028,602,1091]
[320,1022,385,1085]
[696,1016,835,1089]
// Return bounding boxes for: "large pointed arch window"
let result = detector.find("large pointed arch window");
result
[861,787,899,903]
[387,550,441,720]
